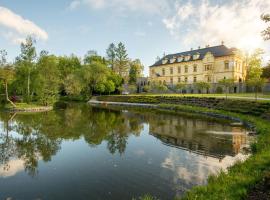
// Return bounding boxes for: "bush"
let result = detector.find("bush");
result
[216,86,223,94]
[143,85,150,93]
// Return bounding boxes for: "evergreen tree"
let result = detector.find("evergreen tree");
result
[115,42,129,79]
[106,43,116,70]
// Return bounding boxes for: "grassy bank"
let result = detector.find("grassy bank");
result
[93,95,270,200]
[3,103,53,112]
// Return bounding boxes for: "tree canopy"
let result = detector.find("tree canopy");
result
[0,37,143,106]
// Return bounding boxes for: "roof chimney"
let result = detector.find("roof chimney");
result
[191,48,193,51]
[198,46,200,49]
[206,44,210,48]
[221,41,224,45]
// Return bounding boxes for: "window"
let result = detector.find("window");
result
[185,55,191,61]
[177,56,183,62]
[170,57,176,63]
[184,77,188,82]
[162,68,165,76]
[207,76,211,82]
[162,59,168,64]
[170,77,173,84]
[193,76,197,82]
[178,77,181,82]
[205,64,212,71]
[224,61,229,70]
[193,64,197,72]
[178,66,181,73]
[170,67,173,74]
[193,53,200,60]
[185,65,188,73]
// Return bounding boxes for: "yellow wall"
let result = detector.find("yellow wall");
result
[149,52,246,85]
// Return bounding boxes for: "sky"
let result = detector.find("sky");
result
[0,0,270,76]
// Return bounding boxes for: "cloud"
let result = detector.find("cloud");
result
[162,0,270,54]
[0,159,25,178]
[68,0,170,15]
[134,31,146,37]
[0,6,48,44]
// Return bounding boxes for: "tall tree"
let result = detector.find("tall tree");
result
[35,54,60,106]
[246,49,266,100]
[247,49,264,80]
[261,14,270,40]
[0,50,16,107]
[115,42,129,79]
[128,59,144,84]
[106,43,116,70]
[63,73,83,97]
[15,36,37,103]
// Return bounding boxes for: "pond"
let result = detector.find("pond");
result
[0,103,251,200]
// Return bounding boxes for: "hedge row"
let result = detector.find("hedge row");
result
[95,95,270,119]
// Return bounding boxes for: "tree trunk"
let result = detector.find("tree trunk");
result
[27,69,30,103]
[5,81,16,108]
[255,87,258,101]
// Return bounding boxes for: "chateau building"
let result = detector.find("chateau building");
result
[149,44,247,93]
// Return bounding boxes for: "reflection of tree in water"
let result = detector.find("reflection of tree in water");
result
[0,104,145,176]
[0,113,17,172]
[0,112,61,177]
[107,130,128,155]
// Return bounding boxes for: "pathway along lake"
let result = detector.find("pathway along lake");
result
[0,103,252,200]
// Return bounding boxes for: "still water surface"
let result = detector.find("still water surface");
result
[0,104,251,200]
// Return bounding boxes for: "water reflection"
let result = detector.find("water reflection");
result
[149,114,249,160]
[0,103,251,199]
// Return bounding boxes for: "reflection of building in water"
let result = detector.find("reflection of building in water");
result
[148,114,250,161]
[231,127,249,154]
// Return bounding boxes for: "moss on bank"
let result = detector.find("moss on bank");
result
[93,95,270,200]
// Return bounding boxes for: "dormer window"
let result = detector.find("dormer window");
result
[177,56,183,62]
[184,54,191,61]
[170,57,176,63]
[193,53,200,60]
[162,58,168,64]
